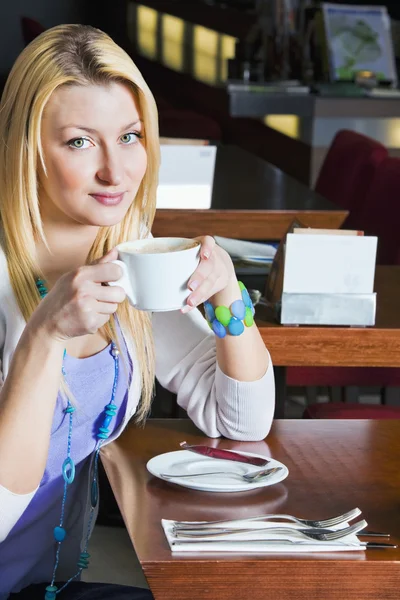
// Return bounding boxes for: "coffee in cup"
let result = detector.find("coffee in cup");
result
[119,239,198,255]
[109,237,200,311]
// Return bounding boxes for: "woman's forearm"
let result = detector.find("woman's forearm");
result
[209,278,269,381]
[0,323,64,494]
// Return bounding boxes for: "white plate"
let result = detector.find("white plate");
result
[146,450,288,493]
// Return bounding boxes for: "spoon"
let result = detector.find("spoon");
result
[160,466,282,483]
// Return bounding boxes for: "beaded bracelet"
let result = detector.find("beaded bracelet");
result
[204,281,255,338]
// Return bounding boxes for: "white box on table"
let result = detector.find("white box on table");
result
[281,233,378,326]
[157,145,217,209]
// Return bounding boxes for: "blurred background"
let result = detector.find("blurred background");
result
[1,1,400,185]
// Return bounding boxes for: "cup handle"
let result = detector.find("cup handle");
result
[109,260,135,305]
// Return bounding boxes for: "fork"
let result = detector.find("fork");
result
[172,507,362,531]
[160,466,282,483]
[172,520,368,542]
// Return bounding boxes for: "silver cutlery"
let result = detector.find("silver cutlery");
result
[173,528,389,539]
[160,466,282,483]
[358,543,397,549]
[173,507,362,530]
[172,520,368,542]
[359,530,390,538]
[170,538,397,549]
[172,523,389,539]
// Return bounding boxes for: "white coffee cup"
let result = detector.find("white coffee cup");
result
[110,237,201,311]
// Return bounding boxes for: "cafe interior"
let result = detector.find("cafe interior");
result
[1,1,400,598]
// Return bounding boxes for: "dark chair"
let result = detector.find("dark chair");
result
[288,131,389,398]
[21,16,45,45]
[298,156,400,417]
[289,367,400,406]
[355,156,400,265]
[304,402,400,419]
[314,129,388,229]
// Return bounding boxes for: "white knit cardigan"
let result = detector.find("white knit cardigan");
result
[0,246,275,543]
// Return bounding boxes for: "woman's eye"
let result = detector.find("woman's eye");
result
[68,137,91,150]
[120,132,141,145]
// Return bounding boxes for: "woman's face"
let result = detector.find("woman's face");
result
[39,82,147,228]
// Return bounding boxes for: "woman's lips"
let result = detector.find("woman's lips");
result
[90,193,125,206]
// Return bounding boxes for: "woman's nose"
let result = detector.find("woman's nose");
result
[96,151,123,186]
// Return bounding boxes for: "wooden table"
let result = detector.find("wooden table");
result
[101,419,400,600]
[257,266,400,368]
[152,145,347,240]
[257,265,400,418]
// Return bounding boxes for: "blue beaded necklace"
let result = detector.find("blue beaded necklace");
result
[36,279,120,600]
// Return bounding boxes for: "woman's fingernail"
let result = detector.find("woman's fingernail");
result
[203,250,210,259]
[181,305,191,314]
[189,280,199,291]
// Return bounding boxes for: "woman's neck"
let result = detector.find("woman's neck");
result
[37,222,100,288]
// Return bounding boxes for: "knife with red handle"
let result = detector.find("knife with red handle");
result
[180,441,270,467]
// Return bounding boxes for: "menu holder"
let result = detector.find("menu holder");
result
[265,221,377,326]
[321,3,397,87]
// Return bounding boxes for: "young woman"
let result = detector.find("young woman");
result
[0,24,275,599]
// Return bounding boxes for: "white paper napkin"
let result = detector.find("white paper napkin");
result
[162,519,365,553]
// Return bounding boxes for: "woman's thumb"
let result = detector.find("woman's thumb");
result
[93,248,119,265]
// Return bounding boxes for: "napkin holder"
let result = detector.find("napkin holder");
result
[265,223,377,326]
[280,292,376,326]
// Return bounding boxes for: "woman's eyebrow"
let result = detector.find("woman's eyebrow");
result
[57,120,142,134]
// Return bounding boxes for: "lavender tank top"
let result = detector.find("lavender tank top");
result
[0,339,131,598]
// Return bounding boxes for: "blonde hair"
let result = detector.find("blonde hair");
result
[0,24,159,422]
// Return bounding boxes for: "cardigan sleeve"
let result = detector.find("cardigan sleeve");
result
[0,303,39,543]
[152,308,275,441]
[0,353,38,545]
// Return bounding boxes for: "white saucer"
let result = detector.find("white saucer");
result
[146,450,288,492]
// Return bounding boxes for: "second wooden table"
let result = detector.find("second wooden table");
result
[153,145,347,240]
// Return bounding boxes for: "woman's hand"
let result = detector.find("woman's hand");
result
[182,236,237,313]
[30,249,126,342]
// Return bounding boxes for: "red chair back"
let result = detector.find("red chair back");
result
[288,150,400,399]
[21,17,45,45]
[304,403,400,419]
[315,130,387,227]
[356,157,400,265]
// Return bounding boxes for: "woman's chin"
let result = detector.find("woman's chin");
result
[90,216,125,227]
[81,207,130,228]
